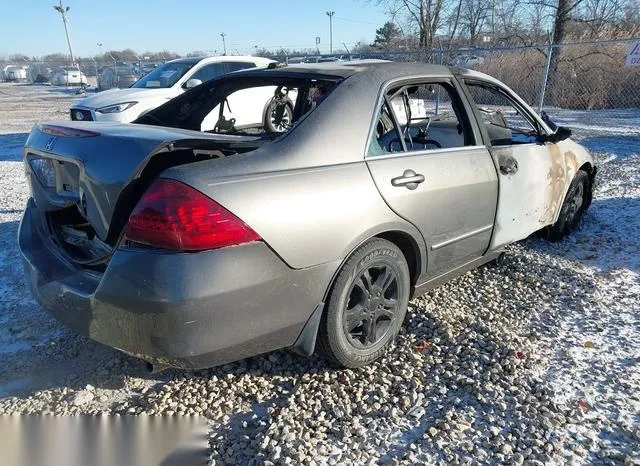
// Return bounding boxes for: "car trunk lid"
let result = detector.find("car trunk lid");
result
[25,122,262,251]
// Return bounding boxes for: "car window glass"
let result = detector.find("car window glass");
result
[225,62,257,73]
[369,101,402,156]
[370,82,471,155]
[190,63,227,83]
[465,82,538,146]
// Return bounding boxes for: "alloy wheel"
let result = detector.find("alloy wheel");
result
[342,264,400,348]
[567,182,584,228]
[270,105,291,132]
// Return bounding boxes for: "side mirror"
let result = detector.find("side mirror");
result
[540,126,572,144]
[540,111,558,131]
[184,78,202,89]
[554,126,572,141]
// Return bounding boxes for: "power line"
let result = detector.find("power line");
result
[334,16,379,26]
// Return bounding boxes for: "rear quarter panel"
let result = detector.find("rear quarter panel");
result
[159,66,449,271]
[164,160,426,271]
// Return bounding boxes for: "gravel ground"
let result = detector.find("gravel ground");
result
[0,82,638,465]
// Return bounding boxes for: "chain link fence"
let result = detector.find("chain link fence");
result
[443,39,640,112]
[2,39,638,112]
[331,38,639,113]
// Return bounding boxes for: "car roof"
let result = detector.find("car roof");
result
[228,61,456,80]
[167,55,275,66]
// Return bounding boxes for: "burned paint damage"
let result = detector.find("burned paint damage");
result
[541,143,567,224]
[549,140,593,224]
[488,144,552,249]
[486,135,592,250]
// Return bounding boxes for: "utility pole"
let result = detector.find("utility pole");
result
[53,1,75,65]
[220,33,227,55]
[326,11,335,54]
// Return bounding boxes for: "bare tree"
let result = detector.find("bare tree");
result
[445,0,464,43]
[574,0,630,37]
[492,0,526,38]
[525,1,552,38]
[379,0,445,50]
[459,0,493,43]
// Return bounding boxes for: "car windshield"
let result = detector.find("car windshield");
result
[131,61,195,89]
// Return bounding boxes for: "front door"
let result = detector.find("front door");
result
[462,80,566,249]
[366,80,498,278]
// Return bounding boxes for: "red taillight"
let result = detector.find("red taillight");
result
[39,124,100,138]
[124,178,260,252]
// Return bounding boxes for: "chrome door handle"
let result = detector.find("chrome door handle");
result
[391,169,425,190]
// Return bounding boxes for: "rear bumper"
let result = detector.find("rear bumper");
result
[19,198,335,369]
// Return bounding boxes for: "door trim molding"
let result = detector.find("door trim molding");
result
[366,145,488,161]
[431,224,493,251]
[412,249,503,298]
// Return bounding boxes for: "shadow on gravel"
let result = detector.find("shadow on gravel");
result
[0,209,326,403]
[530,196,640,275]
[0,225,611,462]
[42,86,89,96]
[0,218,151,399]
[197,251,602,463]
[0,133,28,161]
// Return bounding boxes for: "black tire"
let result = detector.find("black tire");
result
[317,238,410,368]
[544,170,590,242]
[264,99,293,133]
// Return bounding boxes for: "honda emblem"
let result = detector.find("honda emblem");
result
[44,137,57,151]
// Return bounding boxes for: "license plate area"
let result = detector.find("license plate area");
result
[55,160,81,197]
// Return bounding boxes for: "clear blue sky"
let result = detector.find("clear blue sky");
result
[1,0,389,57]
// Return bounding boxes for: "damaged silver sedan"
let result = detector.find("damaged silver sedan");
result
[19,62,595,370]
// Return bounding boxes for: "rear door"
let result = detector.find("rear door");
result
[366,78,498,278]
[461,79,565,249]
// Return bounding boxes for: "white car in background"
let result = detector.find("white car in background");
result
[3,65,28,82]
[51,67,88,86]
[97,63,139,90]
[70,56,276,124]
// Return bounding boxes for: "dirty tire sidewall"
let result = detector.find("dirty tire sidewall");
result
[318,239,410,368]
[264,100,293,133]
[546,170,590,242]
